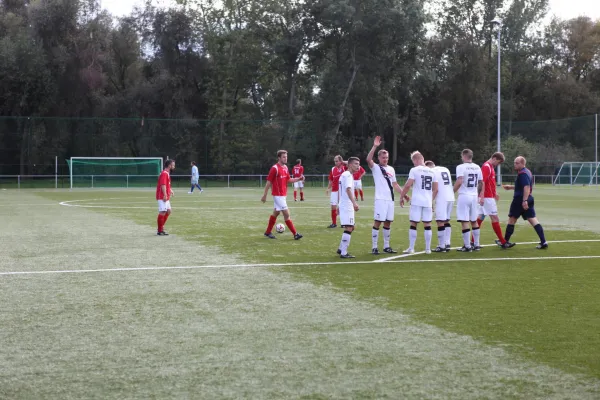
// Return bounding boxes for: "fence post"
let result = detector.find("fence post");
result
[228,175,230,188]
[18,175,20,190]
[55,156,58,189]
[595,113,598,186]
[259,175,262,188]
[126,175,129,188]
[91,175,94,189]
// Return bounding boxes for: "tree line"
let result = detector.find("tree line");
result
[1,0,599,175]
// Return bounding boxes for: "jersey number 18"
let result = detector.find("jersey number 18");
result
[421,176,433,190]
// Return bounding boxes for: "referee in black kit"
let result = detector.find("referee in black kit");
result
[497,156,548,250]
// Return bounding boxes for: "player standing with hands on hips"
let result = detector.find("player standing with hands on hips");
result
[261,150,304,240]
[499,156,548,249]
[156,159,175,235]
[366,136,409,255]
[336,157,361,258]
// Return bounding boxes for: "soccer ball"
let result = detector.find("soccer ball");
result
[275,223,285,233]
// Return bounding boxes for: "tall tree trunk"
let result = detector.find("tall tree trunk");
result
[325,63,359,157]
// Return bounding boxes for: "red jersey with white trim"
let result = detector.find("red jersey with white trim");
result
[481,161,497,198]
[267,163,291,196]
[353,166,366,181]
[329,165,347,192]
[156,170,171,200]
[292,164,304,178]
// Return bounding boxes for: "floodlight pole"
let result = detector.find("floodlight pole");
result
[493,19,502,185]
[594,114,598,187]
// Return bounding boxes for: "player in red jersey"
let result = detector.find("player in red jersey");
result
[474,152,506,245]
[156,159,175,235]
[326,155,347,228]
[261,150,304,240]
[292,159,305,201]
[353,164,366,201]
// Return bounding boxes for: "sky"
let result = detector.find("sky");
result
[101,0,600,20]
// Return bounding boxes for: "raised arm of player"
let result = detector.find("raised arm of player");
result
[366,136,382,169]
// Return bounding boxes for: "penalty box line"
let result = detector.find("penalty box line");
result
[2,254,600,276]
[376,239,600,262]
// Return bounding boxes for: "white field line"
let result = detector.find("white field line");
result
[376,239,600,262]
[3,254,600,276]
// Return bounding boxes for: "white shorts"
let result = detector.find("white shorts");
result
[330,191,339,206]
[374,199,394,222]
[339,208,355,227]
[191,179,198,184]
[273,196,288,211]
[409,205,433,223]
[478,198,498,216]
[353,180,362,190]
[294,181,304,189]
[457,195,478,222]
[158,200,171,212]
[435,200,454,221]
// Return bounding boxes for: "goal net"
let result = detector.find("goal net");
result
[553,162,600,185]
[67,157,163,188]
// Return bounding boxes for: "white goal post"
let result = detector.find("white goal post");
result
[68,157,164,189]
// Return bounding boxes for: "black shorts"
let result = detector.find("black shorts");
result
[509,197,536,220]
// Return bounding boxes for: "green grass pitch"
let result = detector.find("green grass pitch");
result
[1,185,600,398]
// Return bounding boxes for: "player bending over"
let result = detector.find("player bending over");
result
[353,164,366,201]
[156,159,175,235]
[188,161,204,194]
[366,136,409,255]
[399,152,438,254]
[425,161,454,252]
[336,157,361,258]
[454,149,484,252]
[326,155,348,228]
[261,150,304,240]
[499,156,548,249]
[292,159,305,201]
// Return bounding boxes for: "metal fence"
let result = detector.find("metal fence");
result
[0,174,564,189]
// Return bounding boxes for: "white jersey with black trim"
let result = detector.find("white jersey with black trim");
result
[370,163,397,201]
[456,163,483,196]
[338,171,355,209]
[408,165,437,207]
[432,166,454,202]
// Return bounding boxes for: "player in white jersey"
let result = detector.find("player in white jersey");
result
[454,149,484,252]
[425,161,455,252]
[366,136,410,255]
[188,161,204,194]
[336,157,361,258]
[399,151,438,254]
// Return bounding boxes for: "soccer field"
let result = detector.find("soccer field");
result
[2,186,600,398]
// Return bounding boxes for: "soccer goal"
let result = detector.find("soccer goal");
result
[553,162,600,185]
[67,157,163,189]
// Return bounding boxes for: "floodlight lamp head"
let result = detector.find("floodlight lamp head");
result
[491,18,502,26]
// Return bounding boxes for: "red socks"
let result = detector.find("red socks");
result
[354,190,359,199]
[285,219,297,235]
[266,215,277,234]
[157,214,165,232]
[359,189,364,200]
[300,192,304,200]
[492,222,506,244]
[294,191,297,200]
[331,209,337,225]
